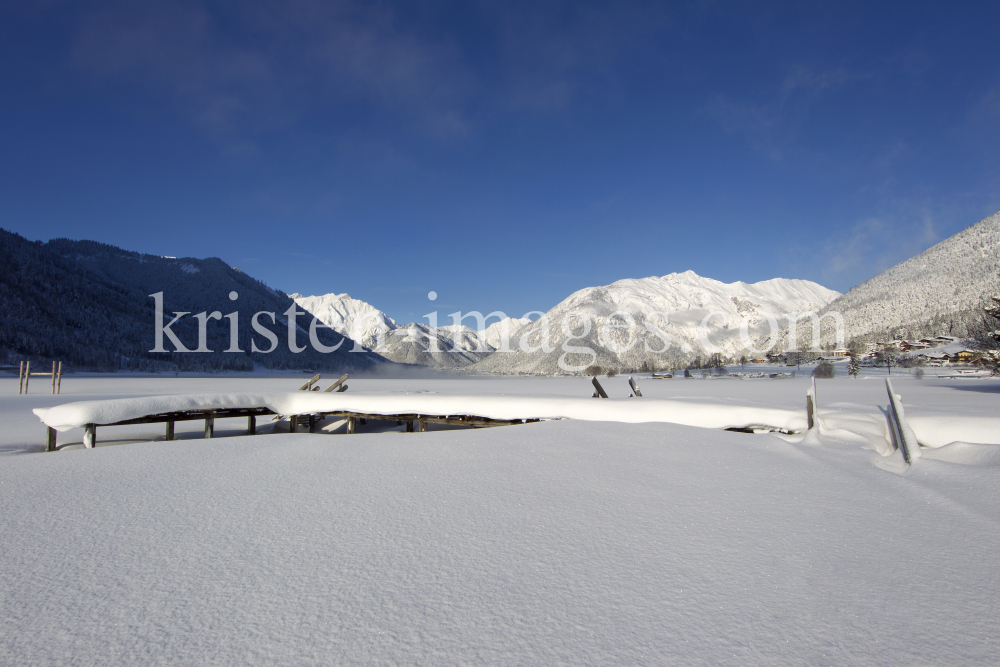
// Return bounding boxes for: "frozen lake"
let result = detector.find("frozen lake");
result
[1,371,998,664]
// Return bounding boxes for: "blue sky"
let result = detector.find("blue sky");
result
[2,1,1000,323]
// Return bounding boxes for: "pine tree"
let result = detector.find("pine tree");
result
[848,351,862,379]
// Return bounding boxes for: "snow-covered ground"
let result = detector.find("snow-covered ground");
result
[2,371,999,664]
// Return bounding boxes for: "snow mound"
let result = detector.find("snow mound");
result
[906,414,1000,448]
[33,392,807,433]
[921,441,1000,466]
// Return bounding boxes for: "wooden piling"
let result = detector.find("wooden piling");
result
[247,415,256,435]
[83,424,96,449]
[56,362,62,394]
[323,374,349,392]
[24,361,30,394]
[51,361,56,394]
[46,427,57,452]
[297,374,321,391]
[308,415,316,433]
[289,415,298,433]
[806,377,817,430]
[347,417,356,434]
[204,413,215,439]
[418,420,428,432]
[165,421,175,441]
[406,421,414,432]
[18,361,24,394]
[591,377,608,399]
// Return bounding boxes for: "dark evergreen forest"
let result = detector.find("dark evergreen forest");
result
[0,229,383,372]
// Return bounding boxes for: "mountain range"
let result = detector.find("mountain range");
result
[0,231,382,373]
[2,207,998,374]
[804,209,1000,348]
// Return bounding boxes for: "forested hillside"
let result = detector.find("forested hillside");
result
[0,230,381,372]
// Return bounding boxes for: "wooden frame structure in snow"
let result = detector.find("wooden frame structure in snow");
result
[18,361,63,395]
[44,407,538,451]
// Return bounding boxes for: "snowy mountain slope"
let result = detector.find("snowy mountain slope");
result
[377,323,494,369]
[1,231,382,372]
[468,271,840,374]
[289,292,507,368]
[804,209,1000,347]
[482,317,532,349]
[291,293,398,350]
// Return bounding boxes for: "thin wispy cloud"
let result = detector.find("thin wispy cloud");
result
[705,64,871,160]
[820,212,939,288]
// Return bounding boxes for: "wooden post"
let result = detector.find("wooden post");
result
[56,362,62,394]
[406,421,414,432]
[83,424,96,449]
[18,361,24,394]
[347,416,356,434]
[806,377,816,430]
[308,414,316,433]
[247,415,256,435]
[51,361,57,394]
[323,374,349,392]
[419,420,428,432]
[46,427,57,452]
[886,379,920,464]
[24,361,30,394]
[165,421,175,441]
[591,377,608,398]
[289,415,298,433]
[297,374,321,391]
[204,413,215,439]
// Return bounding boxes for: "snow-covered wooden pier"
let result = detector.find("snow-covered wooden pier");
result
[33,389,808,451]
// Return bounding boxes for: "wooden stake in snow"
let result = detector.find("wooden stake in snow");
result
[298,374,321,391]
[323,374,349,392]
[806,377,817,430]
[885,379,920,464]
[592,377,609,399]
[629,376,643,397]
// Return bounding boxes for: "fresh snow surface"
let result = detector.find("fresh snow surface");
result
[2,372,999,665]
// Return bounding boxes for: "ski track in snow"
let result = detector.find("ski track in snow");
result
[1,373,998,665]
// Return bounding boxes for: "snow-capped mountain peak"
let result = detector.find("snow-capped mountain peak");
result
[470,271,841,374]
[291,292,398,349]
